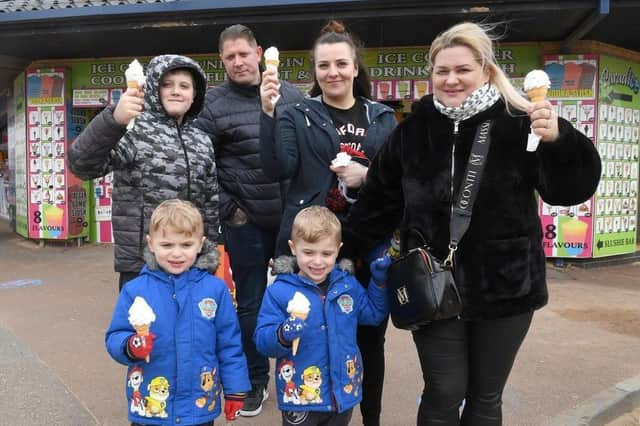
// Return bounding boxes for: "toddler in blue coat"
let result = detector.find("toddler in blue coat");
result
[105,199,250,426]
[254,205,391,426]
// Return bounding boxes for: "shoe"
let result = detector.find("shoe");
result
[239,383,269,417]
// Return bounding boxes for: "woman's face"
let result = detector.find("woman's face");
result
[432,45,489,108]
[314,41,358,105]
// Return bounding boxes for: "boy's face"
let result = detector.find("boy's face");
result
[159,69,195,124]
[146,225,205,275]
[288,235,342,284]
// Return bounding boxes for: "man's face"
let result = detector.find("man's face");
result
[220,37,262,86]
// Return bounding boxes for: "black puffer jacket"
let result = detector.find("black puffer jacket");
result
[68,55,218,273]
[345,96,601,320]
[195,79,304,230]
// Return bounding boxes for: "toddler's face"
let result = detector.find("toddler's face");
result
[146,226,205,275]
[289,236,342,284]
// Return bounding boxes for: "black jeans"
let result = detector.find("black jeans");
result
[411,311,533,426]
[282,409,353,426]
[222,221,275,386]
[355,263,389,426]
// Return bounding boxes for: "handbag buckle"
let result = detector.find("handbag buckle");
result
[443,243,457,268]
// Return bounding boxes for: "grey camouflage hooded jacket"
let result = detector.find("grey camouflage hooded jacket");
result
[68,55,219,273]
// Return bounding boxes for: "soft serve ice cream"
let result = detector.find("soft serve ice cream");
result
[286,291,311,355]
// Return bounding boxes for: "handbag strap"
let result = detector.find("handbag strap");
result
[444,120,493,266]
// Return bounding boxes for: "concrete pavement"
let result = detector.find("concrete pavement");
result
[0,218,639,425]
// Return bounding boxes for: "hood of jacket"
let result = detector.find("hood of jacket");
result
[144,54,208,122]
[272,255,355,276]
[142,239,220,276]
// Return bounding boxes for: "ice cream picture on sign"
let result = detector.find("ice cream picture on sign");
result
[286,291,310,356]
[523,69,551,102]
[124,59,146,130]
[128,296,156,362]
[264,46,281,105]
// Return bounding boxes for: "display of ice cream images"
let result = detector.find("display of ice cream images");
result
[55,159,65,173]
[523,69,551,152]
[30,142,41,157]
[124,59,146,130]
[41,111,52,125]
[128,296,156,363]
[54,110,64,125]
[30,127,40,142]
[55,143,64,157]
[55,174,64,188]
[264,47,281,105]
[55,190,65,204]
[286,291,310,356]
[29,111,39,125]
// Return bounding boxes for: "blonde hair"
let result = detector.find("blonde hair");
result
[149,199,204,237]
[427,22,531,112]
[291,206,341,243]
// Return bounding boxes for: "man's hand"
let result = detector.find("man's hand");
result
[260,67,281,117]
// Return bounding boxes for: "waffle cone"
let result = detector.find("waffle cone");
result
[133,324,150,336]
[527,87,548,102]
[292,337,301,356]
[291,311,308,321]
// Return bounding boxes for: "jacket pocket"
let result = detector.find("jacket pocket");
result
[479,236,531,302]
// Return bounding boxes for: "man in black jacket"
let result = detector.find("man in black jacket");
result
[195,24,303,417]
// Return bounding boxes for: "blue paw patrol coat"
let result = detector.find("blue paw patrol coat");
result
[254,257,388,414]
[105,242,250,425]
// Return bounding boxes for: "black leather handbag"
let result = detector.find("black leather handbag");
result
[387,243,461,330]
[387,120,493,330]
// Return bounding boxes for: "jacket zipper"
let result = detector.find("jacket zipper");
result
[176,123,192,201]
[450,120,460,218]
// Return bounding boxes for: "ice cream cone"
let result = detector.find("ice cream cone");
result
[290,311,308,356]
[134,323,151,362]
[265,58,280,70]
[527,86,548,102]
[133,323,150,336]
[127,80,140,91]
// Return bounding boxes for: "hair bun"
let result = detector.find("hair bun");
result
[321,20,346,34]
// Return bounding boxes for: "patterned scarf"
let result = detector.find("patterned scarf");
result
[434,83,501,122]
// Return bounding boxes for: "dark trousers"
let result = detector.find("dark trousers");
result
[411,311,533,426]
[119,271,140,292]
[282,409,353,426]
[222,221,274,386]
[355,263,389,426]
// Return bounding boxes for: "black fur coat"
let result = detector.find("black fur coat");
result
[344,96,601,319]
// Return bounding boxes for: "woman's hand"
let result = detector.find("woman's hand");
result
[329,162,368,188]
[113,87,144,127]
[527,100,559,142]
[260,67,281,117]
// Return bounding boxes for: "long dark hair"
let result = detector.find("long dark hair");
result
[308,20,371,99]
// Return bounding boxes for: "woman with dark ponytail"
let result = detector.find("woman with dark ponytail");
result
[259,20,396,426]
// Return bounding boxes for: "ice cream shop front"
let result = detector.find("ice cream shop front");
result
[6,41,640,261]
